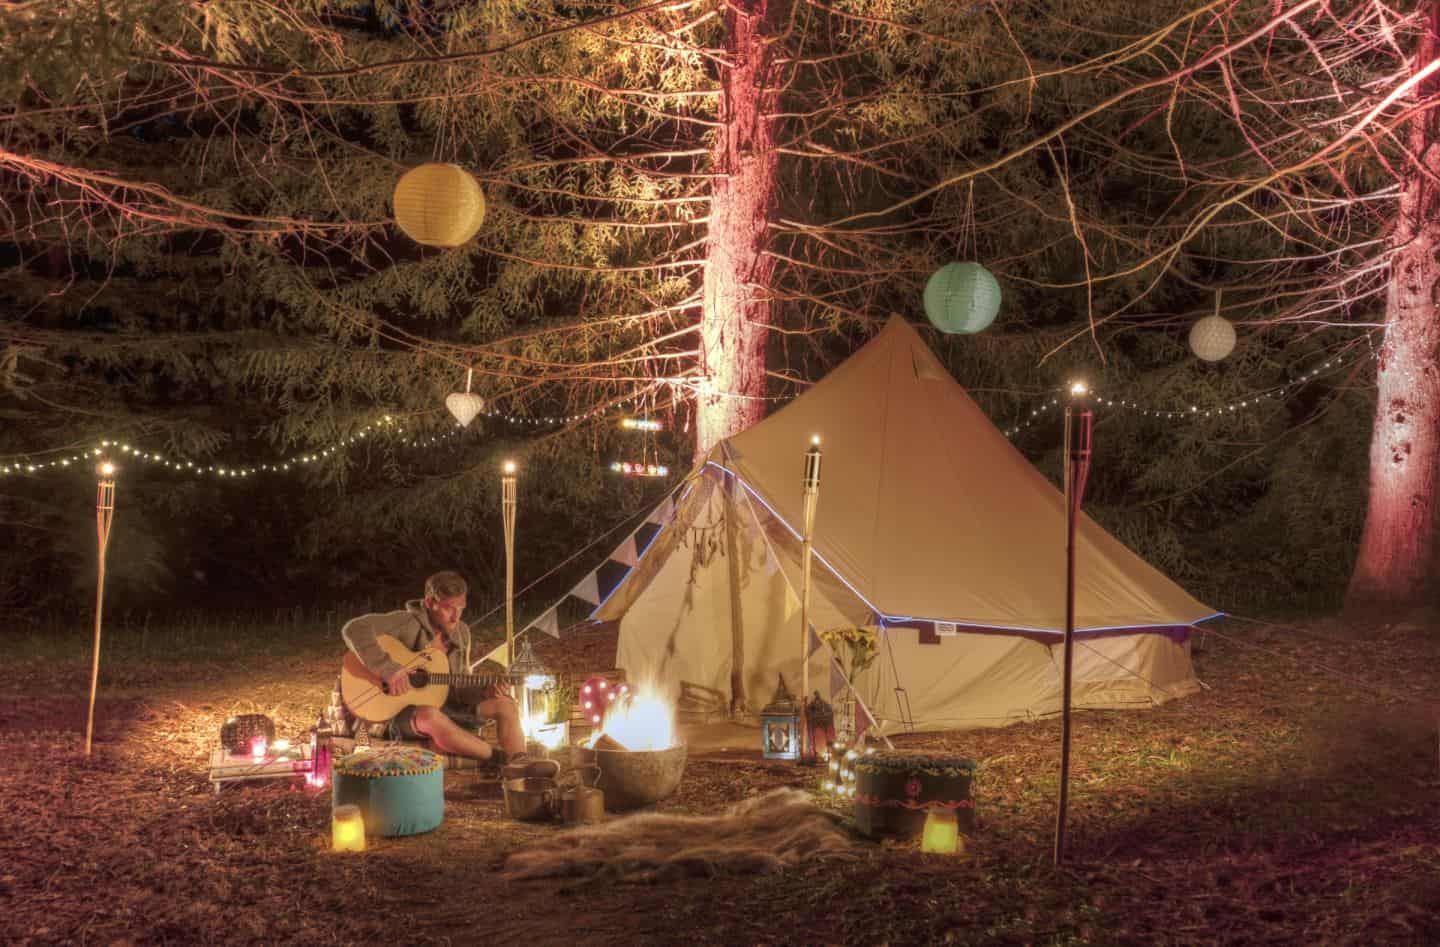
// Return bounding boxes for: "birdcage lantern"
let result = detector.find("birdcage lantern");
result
[509,635,552,740]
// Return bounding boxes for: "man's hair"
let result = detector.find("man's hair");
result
[424,570,467,600]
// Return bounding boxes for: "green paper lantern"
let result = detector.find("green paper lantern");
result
[923,262,1002,335]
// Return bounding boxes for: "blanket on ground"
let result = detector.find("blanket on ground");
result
[502,788,855,883]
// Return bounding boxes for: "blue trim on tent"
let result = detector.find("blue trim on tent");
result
[703,460,1225,636]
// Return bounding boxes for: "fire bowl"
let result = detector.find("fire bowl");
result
[572,743,688,811]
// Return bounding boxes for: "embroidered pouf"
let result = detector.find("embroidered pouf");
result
[853,752,976,840]
[332,746,444,837]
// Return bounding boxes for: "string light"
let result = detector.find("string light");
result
[620,417,663,431]
[1002,351,1368,437]
[1,390,657,481]
[610,461,669,478]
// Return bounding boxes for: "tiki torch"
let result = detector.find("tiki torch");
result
[85,461,117,756]
[1054,381,1093,865]
[799,435,823,764]
[502,459,518,667]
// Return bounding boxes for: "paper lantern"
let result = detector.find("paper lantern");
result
[923,262,1002,335]
[921,809,961,854]
[445,393,485,427]
[332,803,366,852]
[393,163,486,248]
[1189,314,1236,362]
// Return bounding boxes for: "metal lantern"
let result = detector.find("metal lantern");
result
[805,692,836,764]
[1189,314,1236,362]
[760,675,800,761]
[923,262,1002,335]
[509,635,552,740]
[392,163,486,248]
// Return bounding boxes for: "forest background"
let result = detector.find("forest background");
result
[3,0,1434,628]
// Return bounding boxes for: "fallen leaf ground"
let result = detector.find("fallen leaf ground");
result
[2,613,1438,945]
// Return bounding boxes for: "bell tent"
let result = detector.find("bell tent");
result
[511,316,1220,734]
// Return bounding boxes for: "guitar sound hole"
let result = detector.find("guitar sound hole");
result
[410,670,430,688]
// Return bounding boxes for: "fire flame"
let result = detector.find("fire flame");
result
[588,686,675,751]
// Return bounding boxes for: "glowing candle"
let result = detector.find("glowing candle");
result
[332,804,366,852]
[250,736,267,761]
[921,810,961,855]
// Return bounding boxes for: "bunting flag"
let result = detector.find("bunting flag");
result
[611,535,639,567]
[524,607,560,638]
[571,572,601,606]
[646,494,676,526]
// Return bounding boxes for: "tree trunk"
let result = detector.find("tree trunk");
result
[695,0,781,461]
[1346,6,1440,614]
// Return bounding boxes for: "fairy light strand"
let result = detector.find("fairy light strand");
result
[1001,351,1368,437]
[1,391,652,480]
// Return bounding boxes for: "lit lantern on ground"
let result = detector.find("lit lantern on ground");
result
[921,809,961,854]
[760,676,800,761]
[332,803,366,852]
[392,163,486,248]
[923,262,1002,335]
[1189,314,1236,362]
[510,636,553,742]
[250,735,267,761]
[804,692,835,764]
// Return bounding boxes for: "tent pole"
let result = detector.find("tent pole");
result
[1055,384,1092,865]
[85,462,117,756]
[799,436,823,762]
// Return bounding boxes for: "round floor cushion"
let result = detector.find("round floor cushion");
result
[853,751,976,840]
[333,746,444,837]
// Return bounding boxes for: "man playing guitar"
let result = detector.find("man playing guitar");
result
[341,569,558,777]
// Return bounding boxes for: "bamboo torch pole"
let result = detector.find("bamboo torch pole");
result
[502,460,518,667]
[1055,382,1093,865]
[799,435,823,763]
[85,461,117,756]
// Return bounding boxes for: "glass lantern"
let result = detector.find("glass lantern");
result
[760,675,800,761]
[509,635,553,743]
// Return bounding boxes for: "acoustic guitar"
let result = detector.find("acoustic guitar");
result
[340,634,517,723]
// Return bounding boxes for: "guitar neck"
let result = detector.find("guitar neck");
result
[427,672,512,689]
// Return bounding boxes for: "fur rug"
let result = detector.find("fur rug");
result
[502,788,855,883]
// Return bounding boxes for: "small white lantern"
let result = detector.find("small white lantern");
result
[445,393,485,427]
[393,163,486,248]
[1189,314,1236,362]
[445,369,485,427]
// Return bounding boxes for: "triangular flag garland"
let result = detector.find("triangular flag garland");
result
[646,495,676,526]
[611,535,639,567]
[572,572,601,606]
[524,608,560,638]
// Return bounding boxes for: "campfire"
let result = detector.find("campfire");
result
[586,687,676,751]
[575,684,687,811]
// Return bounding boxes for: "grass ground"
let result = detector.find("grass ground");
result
[1,613,1438,945]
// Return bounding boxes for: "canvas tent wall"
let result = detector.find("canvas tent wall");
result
[514,316,1220,734]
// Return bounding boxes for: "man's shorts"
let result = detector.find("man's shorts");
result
[387,704,484,741]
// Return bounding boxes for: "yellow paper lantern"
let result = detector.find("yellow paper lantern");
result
[392,163,486,248]
[332,803,366,852]
[921,809,961,854]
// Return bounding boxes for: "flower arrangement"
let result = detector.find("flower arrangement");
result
[818,625,879,681]
[542,678,578,725]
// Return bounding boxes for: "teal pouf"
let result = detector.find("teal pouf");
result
[332,746,444,837]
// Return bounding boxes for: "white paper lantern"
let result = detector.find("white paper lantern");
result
[445,392,485,428]
[1189,314,1236,362]
[393,163,486,248]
